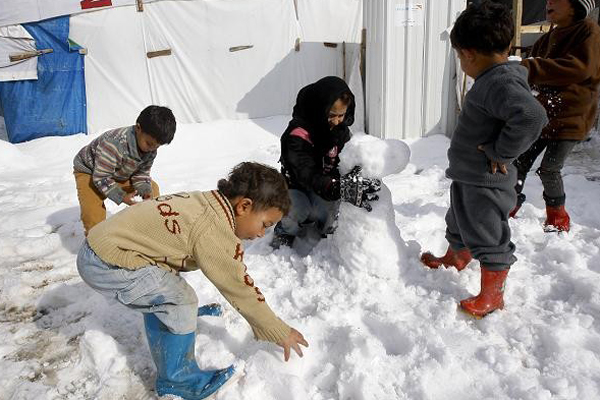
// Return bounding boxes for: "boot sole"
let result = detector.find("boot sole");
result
[158,367,243,400]
[543,225,570,233]
[204,368,242,399]
[458,304,503,319]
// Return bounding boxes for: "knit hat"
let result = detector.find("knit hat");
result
[574,0,596,16]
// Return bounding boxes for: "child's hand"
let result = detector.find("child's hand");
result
[477,145,508,174]
[142,193,153,201]
[123,191,139,205]
[278,328,309,362]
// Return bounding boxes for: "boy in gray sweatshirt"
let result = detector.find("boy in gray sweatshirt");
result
[420,1,548,317]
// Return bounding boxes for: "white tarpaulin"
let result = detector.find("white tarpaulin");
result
[70,0,364,134]
[297,0,362,43]
[0,25,38,81]
[0,0,166,28]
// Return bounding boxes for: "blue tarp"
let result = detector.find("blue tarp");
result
[0,16,86,143]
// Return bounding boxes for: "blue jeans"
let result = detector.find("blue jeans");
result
[77,241,199,334]
[275,189,339,237]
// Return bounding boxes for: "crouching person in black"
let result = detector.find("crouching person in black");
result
[271,76,380,249]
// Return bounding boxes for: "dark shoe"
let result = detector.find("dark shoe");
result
[460,267,509,318]
[270,233,295,249]
[420,246,472,271]
[509,193,526,218]
[544,205,570,232]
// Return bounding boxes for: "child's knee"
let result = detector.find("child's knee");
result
[536,166,562,182]
[164,303,199,334]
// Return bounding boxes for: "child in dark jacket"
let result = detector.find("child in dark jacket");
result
[272,76,380,248]
[73,105,176,235]
[420,1,548,317]
[77,162,308,400]
[510,0,600,232]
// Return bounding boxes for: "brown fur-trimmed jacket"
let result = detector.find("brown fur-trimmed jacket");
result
[521,18,600,140]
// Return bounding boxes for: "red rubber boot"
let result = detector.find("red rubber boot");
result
[544,205,570,232]
[509,193,526,218]
[420,246,472,271]
[460,268,509,318]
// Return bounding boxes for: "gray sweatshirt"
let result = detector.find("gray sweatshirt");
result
[446,62,548,188]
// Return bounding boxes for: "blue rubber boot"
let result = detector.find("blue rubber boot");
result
[144,314,235,399]
[197,303,223,317]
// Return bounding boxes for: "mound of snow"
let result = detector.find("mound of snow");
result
[333,133,410,279]
[0,140,37,172]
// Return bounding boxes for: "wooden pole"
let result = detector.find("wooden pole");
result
[342,41,347,81]
[512,0,523,56]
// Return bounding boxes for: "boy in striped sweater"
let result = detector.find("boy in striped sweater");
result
[73,105,176,235]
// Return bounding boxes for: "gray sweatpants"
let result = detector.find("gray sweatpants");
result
[514,138,579,206]
[445,182,516,271]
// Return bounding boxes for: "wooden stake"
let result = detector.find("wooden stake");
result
[9,49,53,62]
[147,49,171,58]
[229,45,254,52]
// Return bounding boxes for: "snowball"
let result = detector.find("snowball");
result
[339,133,411,178]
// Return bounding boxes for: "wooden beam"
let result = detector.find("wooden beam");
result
[512,0,523,56]
[521,22,551,34]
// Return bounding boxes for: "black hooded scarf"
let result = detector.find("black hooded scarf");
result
[279,76,355,200]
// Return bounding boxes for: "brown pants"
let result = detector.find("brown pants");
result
[74,172,160,235]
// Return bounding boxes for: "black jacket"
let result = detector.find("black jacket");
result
[279,76,355,201]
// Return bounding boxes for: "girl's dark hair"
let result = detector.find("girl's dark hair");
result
[450,1,514,55]
[569,0,589,21]
[337,91,353,106]
[137,105,176,144]
[218,162,291,215]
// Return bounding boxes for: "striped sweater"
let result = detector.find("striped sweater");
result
[87,190,292,343]
[73,126,156,204]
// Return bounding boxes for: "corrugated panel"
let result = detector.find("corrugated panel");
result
[365,0,467,140]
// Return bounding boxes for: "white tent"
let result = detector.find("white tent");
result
[0,0,364,136]
[69,0,365,134]
[1,0,466,140]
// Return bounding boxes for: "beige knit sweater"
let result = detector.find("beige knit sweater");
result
[87,190,291,343]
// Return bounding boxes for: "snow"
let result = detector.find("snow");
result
[1,117,600,400]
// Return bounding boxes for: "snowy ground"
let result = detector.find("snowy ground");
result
[1,117,600,400]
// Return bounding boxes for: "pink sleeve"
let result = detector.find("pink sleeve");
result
[290,127,313,145]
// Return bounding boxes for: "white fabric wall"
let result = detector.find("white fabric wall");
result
[0,25,37,81]
[70,0,364,134]
[0,0,160,27]
[297,0,362,42]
